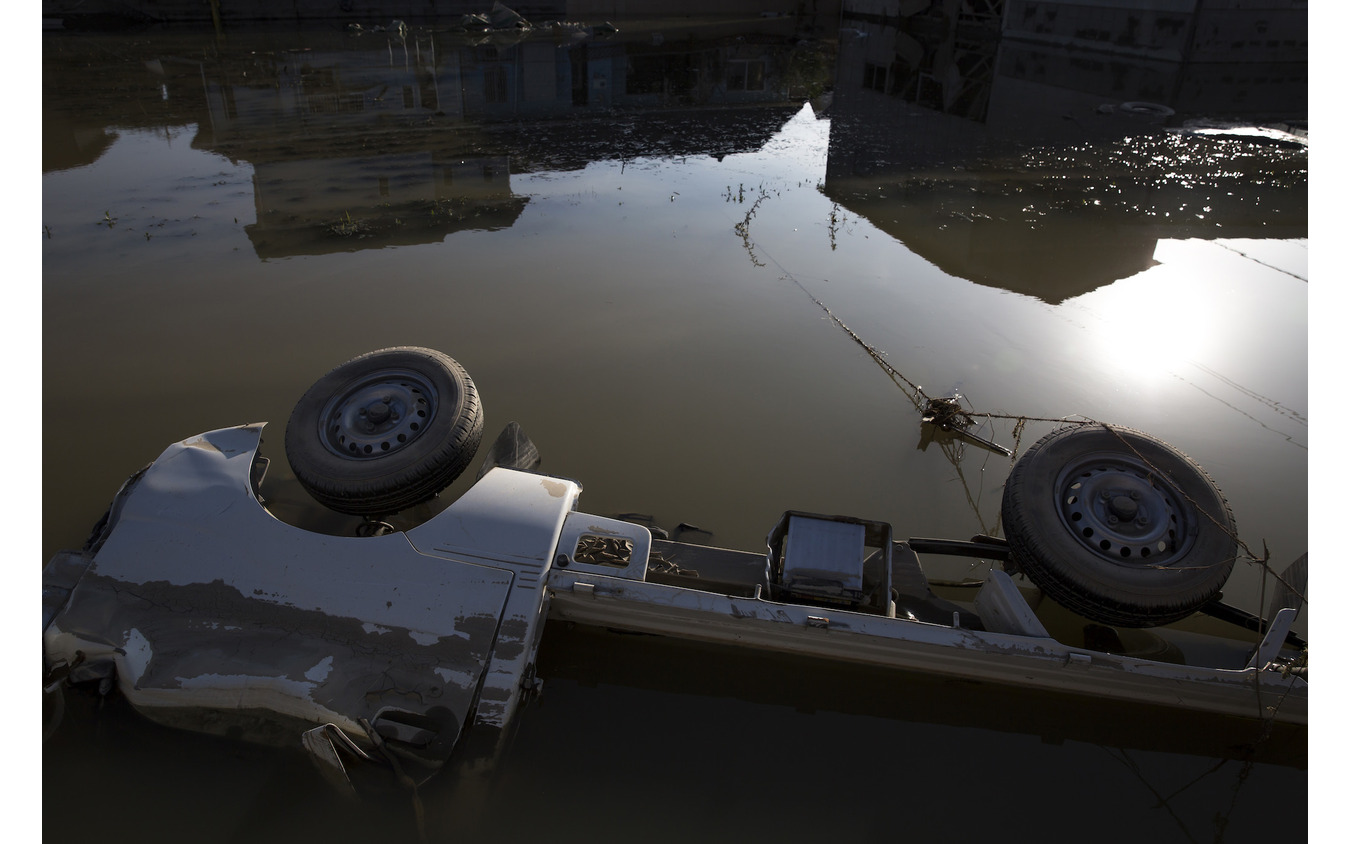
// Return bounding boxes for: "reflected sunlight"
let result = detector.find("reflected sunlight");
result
[1067,238,1287,383]
[755,102,830,172]
[1078,244,1213,378]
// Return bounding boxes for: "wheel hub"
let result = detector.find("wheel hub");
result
[318,369,438,459]
[365,400,392,425]
[1055,454,1194,565]
[1108,494,1139,521]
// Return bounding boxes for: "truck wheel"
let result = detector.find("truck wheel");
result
[1001,424,1236,628]
[285,347,484,516]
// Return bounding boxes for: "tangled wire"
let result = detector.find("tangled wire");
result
[780,272,1305,611]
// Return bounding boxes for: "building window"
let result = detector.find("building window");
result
[863,62,887,92]
[727,60,766,92]
[484,65,508,103]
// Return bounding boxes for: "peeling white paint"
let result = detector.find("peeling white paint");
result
[176,672,316,699]
[305,656,334,682]
[181,434,224,453]
[198,621,243,631]
[122,628,153,684]
[44,423,544,760]
[540,478,570,498]
[433,666,478,688]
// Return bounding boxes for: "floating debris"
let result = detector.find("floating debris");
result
[922,396,1012,456]
[921,396,975,430]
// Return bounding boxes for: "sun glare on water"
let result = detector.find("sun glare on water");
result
[1065,238,1302,387]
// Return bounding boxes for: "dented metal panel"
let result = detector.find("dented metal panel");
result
[406,468,582,730]
[42,425,574,766]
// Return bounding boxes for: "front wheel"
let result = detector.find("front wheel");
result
[284,347,484,516]
[1001,424,1237,628]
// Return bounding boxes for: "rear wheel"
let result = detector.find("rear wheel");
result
[1001,424,1236,627]
[285,347,484,516]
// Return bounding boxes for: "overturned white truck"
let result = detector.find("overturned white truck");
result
[42,347,1308,794]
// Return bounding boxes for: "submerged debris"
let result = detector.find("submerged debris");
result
[343,5,617,39]
[921,396,1012,456]
[921,396,976,431]
[444,3,617,38]
[327,212,372,238]
[487,2,529,30]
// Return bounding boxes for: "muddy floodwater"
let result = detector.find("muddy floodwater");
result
[42,8,1308,843]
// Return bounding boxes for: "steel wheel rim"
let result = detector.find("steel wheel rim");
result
[1053,452,1195,567]
[318,368,439,460]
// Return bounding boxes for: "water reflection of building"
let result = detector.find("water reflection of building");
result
[45,1,844,27]
[826,0,1307,302]
[42,4,1306,294]
[169,20,832,256]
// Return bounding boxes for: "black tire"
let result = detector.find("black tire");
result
[285,347,484,516]
[1001,424,1236,628]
